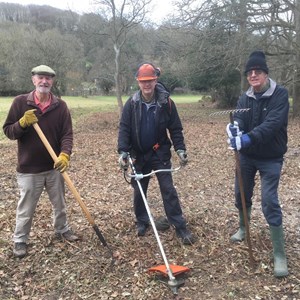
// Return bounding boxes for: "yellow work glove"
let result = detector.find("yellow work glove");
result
[54,152,70,173]
[19,109,38,128]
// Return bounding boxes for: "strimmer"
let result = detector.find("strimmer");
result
[124,154,190,295]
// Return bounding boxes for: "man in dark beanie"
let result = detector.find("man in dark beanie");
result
[226,50,289,277]
[244,50,269,75]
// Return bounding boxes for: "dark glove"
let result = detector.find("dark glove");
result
[54,152,70,173]
[176,150,188,166]
[118,151,129,170]
[19,109,38,128]
[226,121,242,138]
[228,134,251,151]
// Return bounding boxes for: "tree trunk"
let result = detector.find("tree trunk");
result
[237,0,249,93]
[293,0,300,118]
[114,43,124,119]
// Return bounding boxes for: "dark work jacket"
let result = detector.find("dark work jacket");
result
[3,91,73,173]
[118,82,186,163]
[139,101,157,152]
[234,78,289,159]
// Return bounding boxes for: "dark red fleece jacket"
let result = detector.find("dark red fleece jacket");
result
[3,91,73,173]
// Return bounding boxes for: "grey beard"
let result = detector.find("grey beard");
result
[36,86,51,94]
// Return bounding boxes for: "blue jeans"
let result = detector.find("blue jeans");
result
[235,154,283,226]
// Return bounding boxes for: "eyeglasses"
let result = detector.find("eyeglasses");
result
[246,70,264,77]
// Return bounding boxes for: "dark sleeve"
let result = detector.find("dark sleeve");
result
[234,94,247,131]
[3,97,32,140]
[168,99,186,151]
[248,87,289,145]
[59,101,73,155]
[118,98,132,153]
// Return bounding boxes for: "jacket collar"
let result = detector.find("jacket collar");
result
[246,78,276,98]
[27,90,59,104]
[132,82,170,106]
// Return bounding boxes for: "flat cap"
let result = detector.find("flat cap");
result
[31,65,56,77]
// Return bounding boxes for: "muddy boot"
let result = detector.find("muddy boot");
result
[270,225,288,278]
[13,242,27,258]
[56,229,80,242]
[137,223,149,236]
[176,227,196,245]
[230,207,251,242]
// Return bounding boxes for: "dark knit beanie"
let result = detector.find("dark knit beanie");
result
[244,50,268,75]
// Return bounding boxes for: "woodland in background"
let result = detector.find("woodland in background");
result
[1,0,300,115]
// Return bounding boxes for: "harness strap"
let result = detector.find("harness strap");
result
[153,143,160,151]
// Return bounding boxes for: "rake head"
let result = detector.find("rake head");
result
[209,108,251,123]
[209,108,251,117]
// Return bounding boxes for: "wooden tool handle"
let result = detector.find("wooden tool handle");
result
[33,123,96,226]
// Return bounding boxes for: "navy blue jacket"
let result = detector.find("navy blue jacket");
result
[234,78,289,159]
[118,83,186,162]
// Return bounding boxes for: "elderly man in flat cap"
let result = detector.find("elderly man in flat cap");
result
[3,65,79,259]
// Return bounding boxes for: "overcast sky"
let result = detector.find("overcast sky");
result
[0,0,174,24]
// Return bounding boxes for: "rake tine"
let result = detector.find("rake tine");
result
[209,108,251,117]
[209,108,251,124]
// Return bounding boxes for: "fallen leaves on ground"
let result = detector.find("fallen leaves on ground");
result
[1,103,300,299]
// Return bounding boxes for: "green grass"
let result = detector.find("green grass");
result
[0,94,203,141]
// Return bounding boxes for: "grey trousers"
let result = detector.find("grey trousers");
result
[13,170,70,243]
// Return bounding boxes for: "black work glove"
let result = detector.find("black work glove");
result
[176,150,188,166]
[118,151,129,170]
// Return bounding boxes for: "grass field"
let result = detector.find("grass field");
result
[0,94,203,141]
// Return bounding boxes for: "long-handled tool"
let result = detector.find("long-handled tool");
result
[229,112,255,268]
[209,109,255,267]
[125,155,190,295]
[33,123,113,259]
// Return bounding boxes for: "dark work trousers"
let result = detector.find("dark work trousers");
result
[131,152,187,229]
[235,153,283,227]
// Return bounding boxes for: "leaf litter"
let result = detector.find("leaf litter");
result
[1,103,300,299]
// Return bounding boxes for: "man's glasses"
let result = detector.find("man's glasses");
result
[246,69,264,77]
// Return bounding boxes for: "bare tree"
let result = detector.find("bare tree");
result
[92,0,152,117]
[173,0,298,109]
